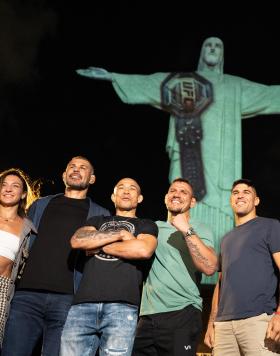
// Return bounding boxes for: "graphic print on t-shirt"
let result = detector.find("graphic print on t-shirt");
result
[95,220,135,261]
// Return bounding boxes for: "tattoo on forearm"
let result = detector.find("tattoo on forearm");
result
[185,238,216,271]
[75,230,118,240]
[209,307,218,323]
[75,230,97,239]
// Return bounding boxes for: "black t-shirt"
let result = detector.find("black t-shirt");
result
[73,215,158,306]
[19,195,89,293]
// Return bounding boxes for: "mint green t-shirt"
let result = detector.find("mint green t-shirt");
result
[140,219,214,315]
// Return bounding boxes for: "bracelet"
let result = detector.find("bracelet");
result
[274,311,280,315]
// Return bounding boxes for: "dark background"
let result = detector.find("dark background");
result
[1,2,279,354]
[1,1,280,221]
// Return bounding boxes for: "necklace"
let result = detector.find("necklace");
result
[0,215,18,222]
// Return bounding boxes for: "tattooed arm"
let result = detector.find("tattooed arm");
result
[171,213,218,275]
[102,233,157,260]
[70,226,123,250]
[184,233,217,275]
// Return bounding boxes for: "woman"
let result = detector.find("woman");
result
[0,168,39,345]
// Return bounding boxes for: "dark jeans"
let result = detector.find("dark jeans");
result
[132,305,202,356]
[1,289,73,356]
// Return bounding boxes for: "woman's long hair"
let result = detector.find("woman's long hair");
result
[0,168,40,217]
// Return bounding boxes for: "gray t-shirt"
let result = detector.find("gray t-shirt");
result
[216,217,280,321]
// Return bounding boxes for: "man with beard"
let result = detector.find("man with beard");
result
[1,156,110,356]
[132,178,217,356]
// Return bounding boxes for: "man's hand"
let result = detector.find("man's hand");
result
[76,67,112,81]
[118,229,136,241]
[204,322,215,349]
[170,213,190,233]
[266,314,280,342]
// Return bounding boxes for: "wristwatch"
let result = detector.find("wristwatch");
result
[184,227,196,238]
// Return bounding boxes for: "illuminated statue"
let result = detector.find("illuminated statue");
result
[77,37,280,283]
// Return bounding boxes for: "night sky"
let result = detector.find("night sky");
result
[1,1,280,221]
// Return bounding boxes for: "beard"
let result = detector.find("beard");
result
[168,207,183,214]
[66,180,89,191]
[204,55,220,66]
[167,204,189,214]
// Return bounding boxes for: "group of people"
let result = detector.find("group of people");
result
[1,157,280,356]
[77,36,280,288]
[0,156,110,355]
[1,35,280,356]
[0,156,218,356]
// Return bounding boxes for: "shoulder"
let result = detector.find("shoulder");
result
[224,73,251,83]
[137,217,156,225]
[31,194,59,206]
[190,218,213,236]
[28,194,58,215]
[22,217,37,234]
[257,216,279,223]
[137,218,157,227]
[86,215,108,225]
[155,220,173,233]
[156,220,169,228]
[190,218,215,246]
[256,216,280,228]
[88,199,110,216]
[135,218,158,236]
[251,216,280,226]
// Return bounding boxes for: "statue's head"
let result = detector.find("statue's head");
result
[197,37,224,73]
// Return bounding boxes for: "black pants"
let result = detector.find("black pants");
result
[132,305,202,356]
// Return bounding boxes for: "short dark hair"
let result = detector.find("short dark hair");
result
[68,156,94,174]
[170,178,195,197]
[231,179,257,194]
[171,178,193,188]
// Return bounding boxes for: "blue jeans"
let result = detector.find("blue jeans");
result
[1,289,73,356]
[60,302,139,356]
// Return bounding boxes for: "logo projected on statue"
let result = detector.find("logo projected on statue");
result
[161,72,213,201]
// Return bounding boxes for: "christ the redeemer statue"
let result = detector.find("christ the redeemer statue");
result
[77,37,280,283]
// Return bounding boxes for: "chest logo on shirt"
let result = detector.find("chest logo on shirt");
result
[95,220,135,261]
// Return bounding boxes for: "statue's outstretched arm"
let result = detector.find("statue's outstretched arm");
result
[76,67,112,81]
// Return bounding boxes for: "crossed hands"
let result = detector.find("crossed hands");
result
[86,229,135,256]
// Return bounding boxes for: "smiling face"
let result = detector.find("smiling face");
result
[111,178,143,214]
[0,174,26,208]
[230,183,260,218]
[63,157,95,191]
[165,180,196,215]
